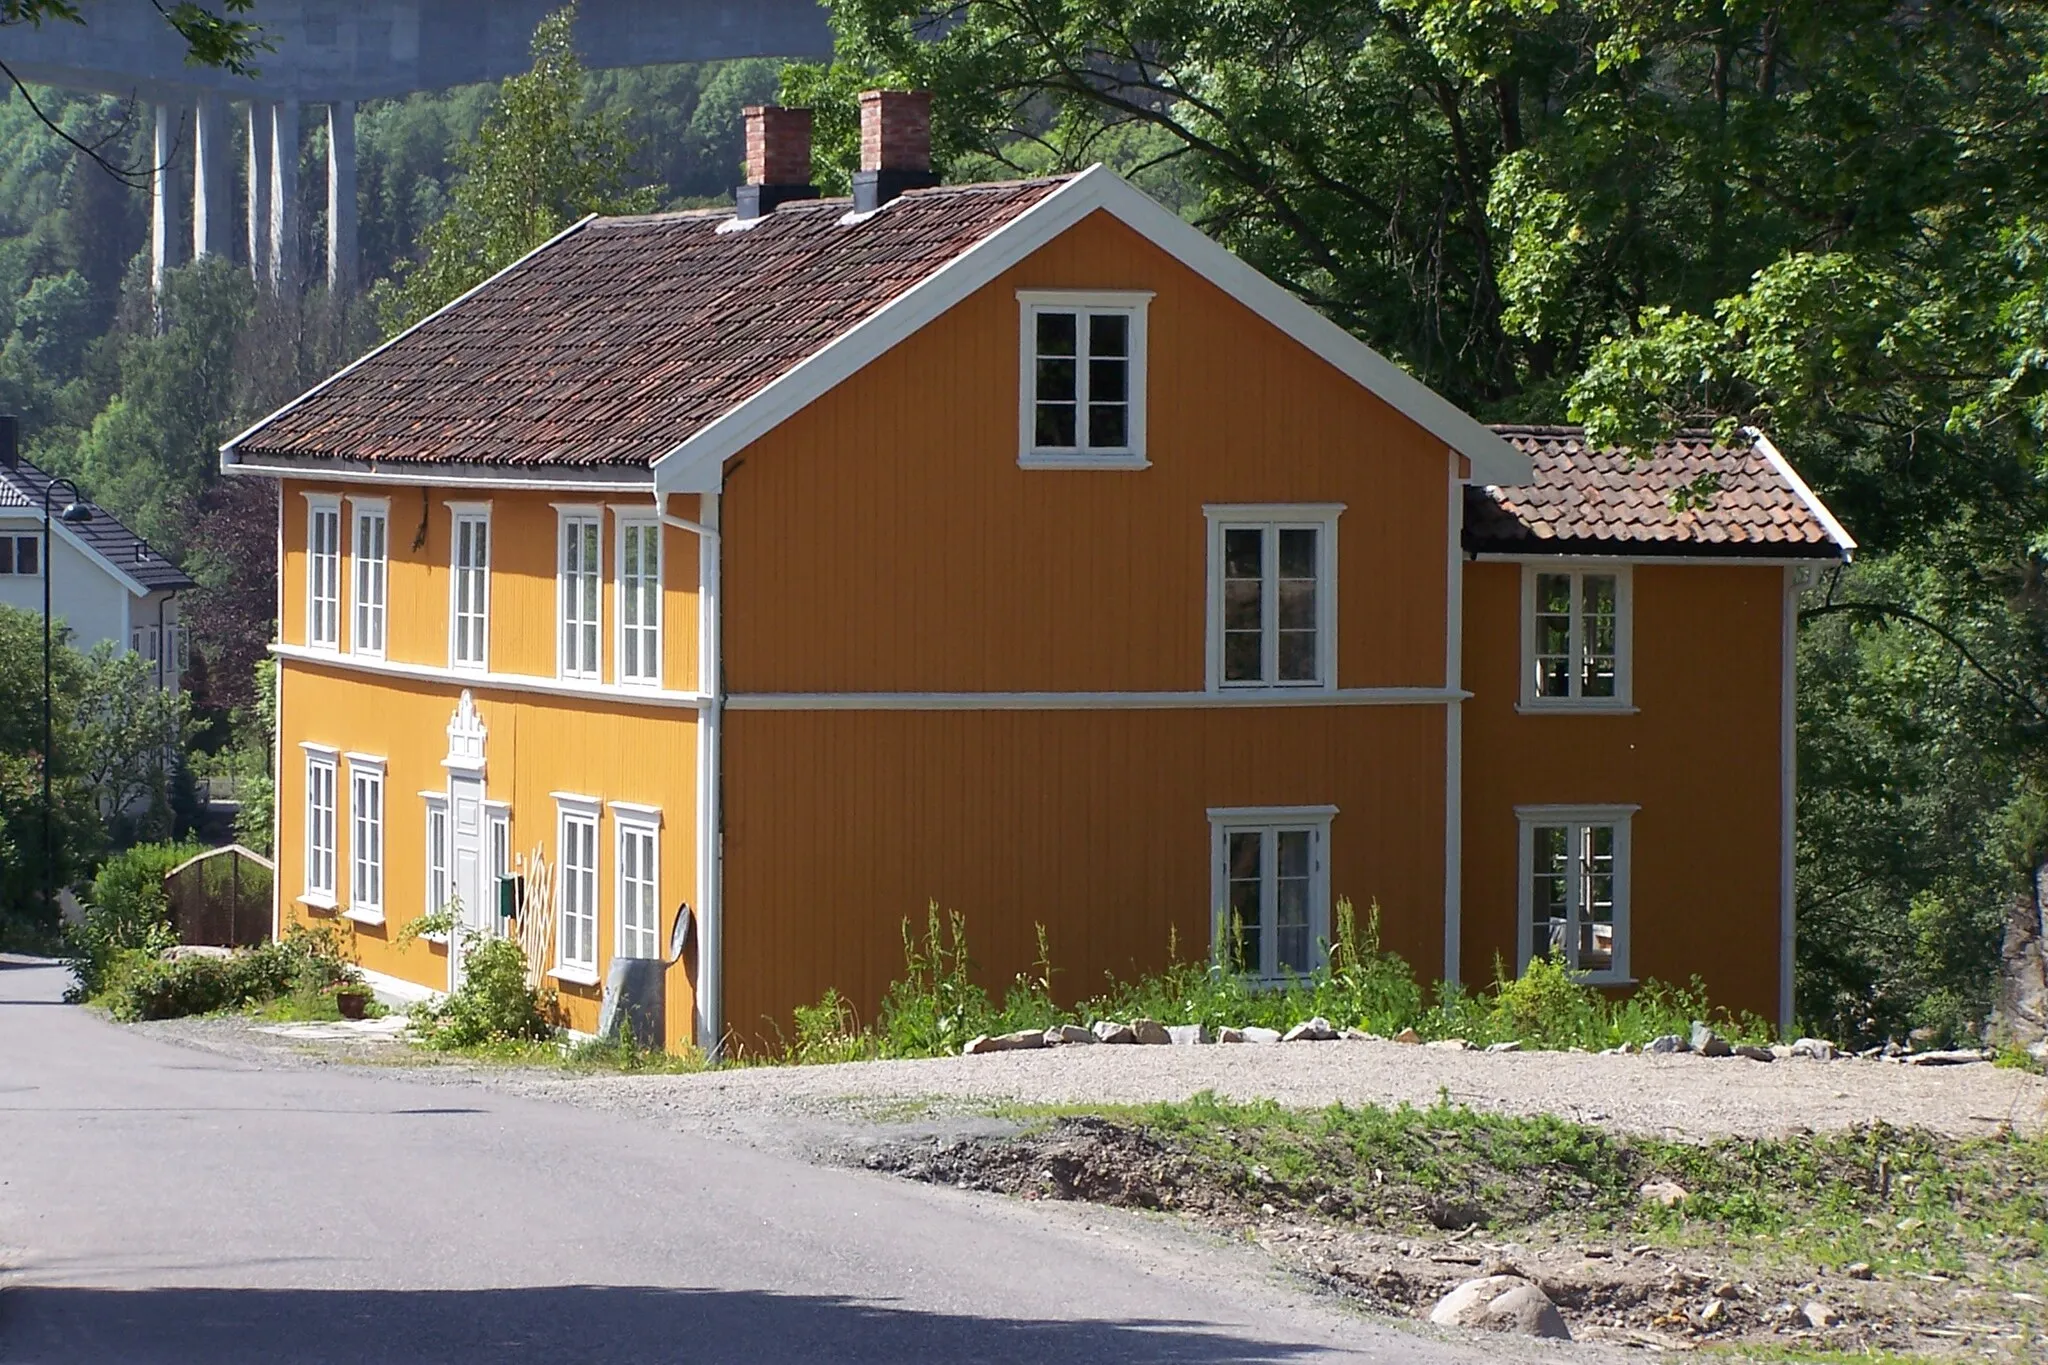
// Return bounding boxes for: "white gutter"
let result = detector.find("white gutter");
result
[658,492,723,1060]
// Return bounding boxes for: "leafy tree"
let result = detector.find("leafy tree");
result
[73,643,196,842]
[0,604,101,922]
[377,4,658,334]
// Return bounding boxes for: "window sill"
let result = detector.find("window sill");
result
[548,964,601,988]
[343,907,385,927]
[1580,974,1636,988]
[419,931,449,948]
[1514,701,1638,716]
[297,894,339,914]
[1018,453,1150,472]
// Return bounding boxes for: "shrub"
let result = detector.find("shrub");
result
[411,936,555,1050]
[97,926,354,1022]
[65,839,203,1000]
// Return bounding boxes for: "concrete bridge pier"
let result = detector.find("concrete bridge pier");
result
[327,102,357,296]
[268,99,301,295]
[150,104,183,302]
[245,101,272,287]
[192,93,232,260]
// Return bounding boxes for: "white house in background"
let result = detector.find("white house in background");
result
[0,457,196,689]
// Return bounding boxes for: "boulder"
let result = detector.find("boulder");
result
[1802,1300,1840,1330]
[1639,1180,1689,1209]
[1426,1038,1474,1051]
[1646,1033,1690,1055]
[962,1029,1047,1055]
[1091,1020,1137,1044]
[1215,1026,1247,1044]
[1690,1021,1733,1057]
[1485,1040,1524,1054]
[1282,1016,1338,1042]
[1791,1037,1839,1061]
[1340,1027,1377,1041]
[1392,1026,1422,1045]
[1130,1018,1172,1045]
[1905,1048,1987,1066]
[1043,1024,1095,1046]
[160,944,235,962]
[1733,1044,1776,1063]
[1166,1023,1205,1046]
[1428,1275,1571,1341]
[1241,1025,1282,1044]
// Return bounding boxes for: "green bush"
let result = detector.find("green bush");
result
[97,926,354,1022]
[410,936,556,1050]
[64,839,203,1000]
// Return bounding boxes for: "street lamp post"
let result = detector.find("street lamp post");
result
[40,476,92,920]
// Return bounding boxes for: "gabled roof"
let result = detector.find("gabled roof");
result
[1465,425,1854,560]
[222,166,1532,488]
[0,460,196,593]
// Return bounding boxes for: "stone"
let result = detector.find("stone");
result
[1699,1298,1726,1327]
[1241,1026,1282,1044]
[1392,1026,1422,1045]
[1339,1027,1376,1041]
[1426,1038,1473,1051]
[1216,1026,1247,1044]
[1130,1018,1172,1045]
[962,1028,1046,1055]
[1844,1262,1873,1280]
[1282,1016,1338,1042]
[1043,1024,1094,1046]
[1802,1300,1840,1330]
[1690,1021,1733,1057]
[1166,1023,1205,1046]
[1428,1275,1571,1341]
[1639,1180,1689,1209]
[1646,1033,1690,1054]
[1485,1040,1524,1053]
[1733,1044,1776,1062]
[1599,1044,1633,1055]
[1905,1048,1987,1066]
[1090,1020,1136,1044]
[1791,1037,1839,1061]
[161,943,234,961]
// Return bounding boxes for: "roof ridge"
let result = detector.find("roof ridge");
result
[591,174,1082,231]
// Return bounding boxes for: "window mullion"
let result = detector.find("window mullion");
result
[1567,573,1583,699]
[1566,822,1586,970]
[1263,529,1279,684]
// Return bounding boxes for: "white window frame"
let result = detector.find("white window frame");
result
[1516,804,1636,984]
[552,794,601,984]
[611,802,662,961]
[1520,562,1634,711]
[1016,289,1152,470]
[1206,805,1337,981]
[345,754,386,924]
[615,513,663,688]
[349,496,390,660]
[0,533,41,576]
[448,502,491,671]
[488,801,512,923]
[422,792,450,921]
[304,493,342,651]
[300,743,339,908]
[555,505,603,681]
[1204,504,1343,692]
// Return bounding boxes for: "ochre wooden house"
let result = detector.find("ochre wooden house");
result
[225,94,1853,1052]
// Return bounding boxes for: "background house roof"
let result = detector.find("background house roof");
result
[0,459,197,591]
[231,177,1069,469]
[1465,425,1855,559]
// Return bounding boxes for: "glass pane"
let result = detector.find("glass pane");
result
[1581,824,1616,971]
[1087,401,1127,449]
[1035,356,1076,405]
[1227,830,1262,973]
[1088,311,1127,358]
[1581,575,1618,698]
[1036,310,1076,357]
[1536,573,1572,613]
[1224,632,1262,683]
[1276,844,1311,977]
[1224,527,1263,580]
[1278,630,1317,682]
[1088,355,1127,403]
[1035,402,1076,448]
[1277,579,1316,631]
[1532,825,1569,960]
[1223,578,1262,631]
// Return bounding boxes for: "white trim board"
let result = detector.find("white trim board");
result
[725,688,1465,711]
[1748,429,1858,558]
[270,643,711,710]
[655,166,1532,493]
[354,963,443,1007]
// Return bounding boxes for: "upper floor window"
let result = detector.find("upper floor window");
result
[1518,805,1634,983]
[1523,565,1632,709]
[305,494,341,650]
[350,498,389,659]
[1205,505,1342,690]
[1017,290,1150,469]
[1208,806,1335,979]
[617,517,662,687]
[0,534,40,576]
[557,508,602,681]
[449,504,490,670]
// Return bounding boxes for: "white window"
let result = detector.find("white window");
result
[449,504,490,670]
[1207,806,1336,978]
[129,626,160,662]
[555,797,600,979]
[616,516,662,686]
[170,624,189,674]
[1517,805,1634,983]
[350,498,389,658]
[0,534,40,576]
[424,795,449,915]
[557,508,602,680]
[489,804,512,918]
[1205,505,1341,689]
[1017,290,1150,468]
[347,756,385,922]
[613,805,661,960]
[302,746,338,905]
[305,495,341,650]
[1523,565,1632,708]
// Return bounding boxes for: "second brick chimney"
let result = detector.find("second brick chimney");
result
[854,89,940,213]
[737,104,817,220]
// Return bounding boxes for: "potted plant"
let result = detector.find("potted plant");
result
[335,979,372,1019]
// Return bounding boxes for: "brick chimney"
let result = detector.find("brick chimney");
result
[736,104,817,220]
[853,89,940,213]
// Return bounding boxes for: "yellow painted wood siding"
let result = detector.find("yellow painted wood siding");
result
[1459,561,1788,1018]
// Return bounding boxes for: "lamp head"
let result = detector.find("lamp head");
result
[59,501,92,524]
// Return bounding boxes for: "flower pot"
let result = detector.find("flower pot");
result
[336,990,370,1021]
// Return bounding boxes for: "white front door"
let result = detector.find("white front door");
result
[448,772,489,986]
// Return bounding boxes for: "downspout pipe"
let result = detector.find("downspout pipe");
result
[657,493,723,1061]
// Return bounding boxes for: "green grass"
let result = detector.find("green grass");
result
[1700,1348,1957,1365]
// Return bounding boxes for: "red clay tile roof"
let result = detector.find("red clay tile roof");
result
[235,177,1070,468]
[1466,425,1853,559]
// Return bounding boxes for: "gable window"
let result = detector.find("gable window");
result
[1517,805,1634,983]
[613,804,661,960]
[1017,290,1150,469]
[558,508,602,681]
[617,516,662,687]
[305,495,342,650]
[449,504,490,670]
[1208,806,1336,978]
[350,498,389,659]
[302,745,338,907]
[347,755,385,923]
[1523,565,1631,708]
[0,534,39,575]
[424,795,450,916]
[1205,505,1341,690]
[554,796,600,981]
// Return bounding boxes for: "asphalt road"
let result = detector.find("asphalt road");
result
[0,959,1544,1364]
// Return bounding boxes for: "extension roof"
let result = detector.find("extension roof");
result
[221,166,1534,490]
[1465,425,1855,560]
[0,459,196,593]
